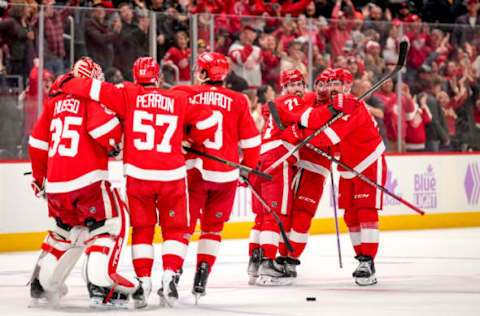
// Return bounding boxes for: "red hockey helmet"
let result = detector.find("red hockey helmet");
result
[314,67,334,85]
[133,57,160,84]
[280,68,304,87]
[197,52,229,82]
[333,68,353,84]
[72,57,98,79]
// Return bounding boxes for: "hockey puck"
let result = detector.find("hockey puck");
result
[306,297,316,301]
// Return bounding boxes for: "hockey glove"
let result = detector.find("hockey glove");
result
[330,94,359,115]
[31,180,45,199]
[282,123,305,145]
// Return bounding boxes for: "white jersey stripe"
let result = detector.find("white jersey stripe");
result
[239,135,261,149]
[339,141,385,179]
[29,136,49,151]
[89,117,120,139]
[124,163,186,181]
[300,107,313,127]
[101,181,113,219]
[90,79,102,102]
[46,170,109,193]
[324,127,341,145]
[196,113,217,130]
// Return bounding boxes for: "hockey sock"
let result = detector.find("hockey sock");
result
[131,226,155,277]
[289,209,314,259]
[344,209,362,256]
[249,228,260,256]
[197,232,222,274]
[357,208,379,259]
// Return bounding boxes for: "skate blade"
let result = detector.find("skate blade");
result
[158,292,177,308]
[256,276,294,286]
[90,297,128,309]
[194,293,202,305]
[355,276,378,286]
[133,298,148,309]
[248,275,258,285]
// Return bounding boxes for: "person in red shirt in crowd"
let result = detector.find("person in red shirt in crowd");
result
[58,57,217,308]
[21,64,54,147]
[323,0,355,61]
[283,67,387,286]
[28,57,138,307]
[406,94,433,152]
[171,52,260,300]
[259,33,282,92]
[274,68,335,281]
[374,78,415,152]
[162,30,191,84]
[404,14,434,83]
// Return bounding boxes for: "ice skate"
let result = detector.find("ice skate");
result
[247,248,263,285]
[29,277,67,307]
[276,256,300,278]
[132,276,152,309]
[353,255,377,286]
[87,282,129,309]
[192,262,210,304]
[256,259,293,286]
[158,270,179,307]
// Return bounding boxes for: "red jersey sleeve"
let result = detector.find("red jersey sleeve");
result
[61,78,128,118]
[28,104,50,186]
[184,94,217,145]
[86,101,122,152]
[238,96,261,169]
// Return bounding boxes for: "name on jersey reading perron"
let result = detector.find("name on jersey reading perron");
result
[190,92,232,111]
[54,98,80,115]
[136,93,175,113]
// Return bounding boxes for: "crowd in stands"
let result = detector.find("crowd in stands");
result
[1,0,480,158]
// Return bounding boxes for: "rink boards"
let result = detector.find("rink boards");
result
[1,153,479,252]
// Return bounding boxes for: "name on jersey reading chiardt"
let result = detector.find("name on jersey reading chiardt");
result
[189,92,232,111]
[54,98,80,115]
[136,93,175,113]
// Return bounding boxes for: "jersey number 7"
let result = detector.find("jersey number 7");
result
[133,110,178,153]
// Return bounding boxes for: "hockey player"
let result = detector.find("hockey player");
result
[171,52,261,301]
[28,57,138,307]
[58,57,217,307]
[284,68,387,286]
[276,68,337,280]
[247,68,310,286]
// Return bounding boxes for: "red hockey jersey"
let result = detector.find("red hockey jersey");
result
[262,94,308,160]
[61,78,217,182]
[28,93,122,193]
[173,84,261,183]
[303,94,385,179]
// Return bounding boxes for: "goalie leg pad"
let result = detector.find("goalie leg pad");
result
[85,189,139,295]
[35,224,89,294]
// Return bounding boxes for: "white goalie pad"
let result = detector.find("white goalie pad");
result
[34,225,89,293]
[84,188,138,295]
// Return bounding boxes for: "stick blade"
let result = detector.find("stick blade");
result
[397,40,409,67]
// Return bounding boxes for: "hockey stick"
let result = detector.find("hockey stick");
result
[329,162,343,268]
[303,144,425,215]
[183,146,273,180]
[241,176,294,253]
[265,41,409,173]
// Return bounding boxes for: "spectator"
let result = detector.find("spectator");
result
[115,3,149,80]
[437,91,460,150]
[424,92,451,152]
[404,15,434,84]
[32,0,81,75]
[364,40,385,78]
[452,0,480,47]
[295,14,325,54]
[84,1,121,70]
[362,3,390,42]
[273,18,297,53]
[243,88,264,132]
[162,30,191,84]
[225,57,249,92]
[374,78,415,153]
[280,40,307,80]
[0,0,36,84]
[228,25,262,88]
[352,78,388,147]
[104,66,124,84]
[323,0,354,60]
[405,94,433,152]
[259,33,282,92]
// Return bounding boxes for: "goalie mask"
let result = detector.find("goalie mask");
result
[72,57,104,80]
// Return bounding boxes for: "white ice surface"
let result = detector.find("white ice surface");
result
[0,228,479,316]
